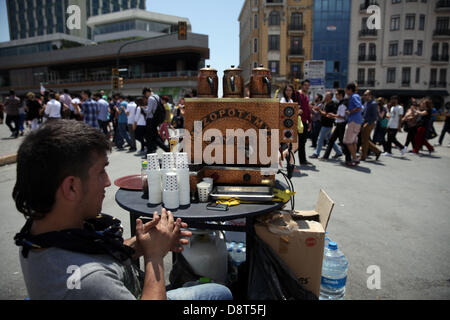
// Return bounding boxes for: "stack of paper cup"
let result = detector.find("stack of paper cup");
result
[174,152,190,206]
[162,152,175,171]
[197,182,211,203]
[175,152,189,170]
[163,172,179,210]
[146,153,162,205]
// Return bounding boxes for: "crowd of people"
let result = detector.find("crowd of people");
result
[1,83,449,168]
[280,80,450,167]
[0,88,189,159]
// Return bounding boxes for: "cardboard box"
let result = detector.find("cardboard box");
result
[254,189,334,297]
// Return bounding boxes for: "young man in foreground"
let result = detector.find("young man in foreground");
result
[13,120,232,300]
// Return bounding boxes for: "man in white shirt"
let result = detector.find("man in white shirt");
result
[126,96,137,152]
[45,92,62,120]
[382,95,407,156]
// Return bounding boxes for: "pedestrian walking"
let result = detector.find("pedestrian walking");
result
[310,94,323,149]
[159,96,172,145]
[4,90,21,138]
[115,95,133,151]
[360,90,381,161]
[343,83,364,166]
[76,90,99,129]
[402,101,419,149]
[95,93,110,136]
[412,99,435,154]
[373,98,388,145]
[44,91,62,121]
[126,96,137,152]
[25,92,42,131]
[134,98,148,155]
[310,92,342,159]
[143,88,170,156]
[296,80,313,166]
[322,89,351,162]
[382,96,407,157]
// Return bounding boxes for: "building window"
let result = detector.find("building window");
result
[391,16,400,31]
[402,67,411,86]
[357,69,365,84]
[430,68,437,87]
[369,43,376,60]
[405,14,415,30]
[436,17,449,32]
[432,43,440,59]
[443,43,449,60]
[269,11,281,26]
[387,68,396,83]
[368,69,376,86]
[254,14,258,29]
[268,35,280,50]
[417,40,423,56]
[291,12,303,29]
[392,0,401,3]
[269,61,280,74]
[415,68,420,83]
[359,43,366,60]
[254,38,258,53]
[389,41,398,56]
[419,15,425,31]
[403,40,414,55]
[439,69,447,87]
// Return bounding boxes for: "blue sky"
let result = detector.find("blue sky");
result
[0,0,243,81]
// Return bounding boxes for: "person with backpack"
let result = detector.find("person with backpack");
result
[143,88,170,157]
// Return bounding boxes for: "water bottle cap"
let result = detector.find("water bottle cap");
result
[236,248,242,253]
[328,241,338,250]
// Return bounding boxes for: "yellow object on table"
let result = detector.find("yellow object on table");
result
[215,188,295,207]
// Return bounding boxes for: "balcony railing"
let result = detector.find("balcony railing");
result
[430,81,437,88]
[360,1,379,11]
[266,0,283,6]
[359,29,378,37]
[433,29,450,36]
[438,81,447,87]
[357,80,365,86]
[366,80,375,87]
[289,48,305,56]
[441,55,450,61]
[288,24,306,32]
[401,81,411,87]
[367,55,377,61]
[436,0,450,9]
[358,55,366,61]
[358,55,376,62]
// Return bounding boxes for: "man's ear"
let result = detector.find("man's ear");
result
[60,176,83,202]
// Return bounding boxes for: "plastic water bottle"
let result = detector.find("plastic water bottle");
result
[324,232,331,249]
[319,241,348,300]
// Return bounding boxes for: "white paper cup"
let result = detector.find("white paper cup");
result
[147,170,162,205]
[163,189,179,210]
[197,182,211,203]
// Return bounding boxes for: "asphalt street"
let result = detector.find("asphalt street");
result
[0,121,449,300]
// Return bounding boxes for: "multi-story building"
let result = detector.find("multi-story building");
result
[312,0,351,89]
[239,0,313,91]
[348,0,450,108]
[87,9,191,43]
[6,0,146,41]
[0,32,209,99]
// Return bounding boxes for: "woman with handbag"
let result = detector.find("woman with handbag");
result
[402,102,419,150]
[412,98,435,154]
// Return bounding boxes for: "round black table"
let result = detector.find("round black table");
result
[115,181,288,264]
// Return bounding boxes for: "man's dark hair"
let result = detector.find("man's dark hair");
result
[142,88,152,95]
[49,92,56,100]
[346,83,357,93]
[63,89,69,94]
[9,90,15,96]
[391,95,398,101]
[94,93,102,99]
[337,89,345,97]
[301,80,310,86]
[82,90,92,98]
[127,96,134,102]
[13,120,111,220]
